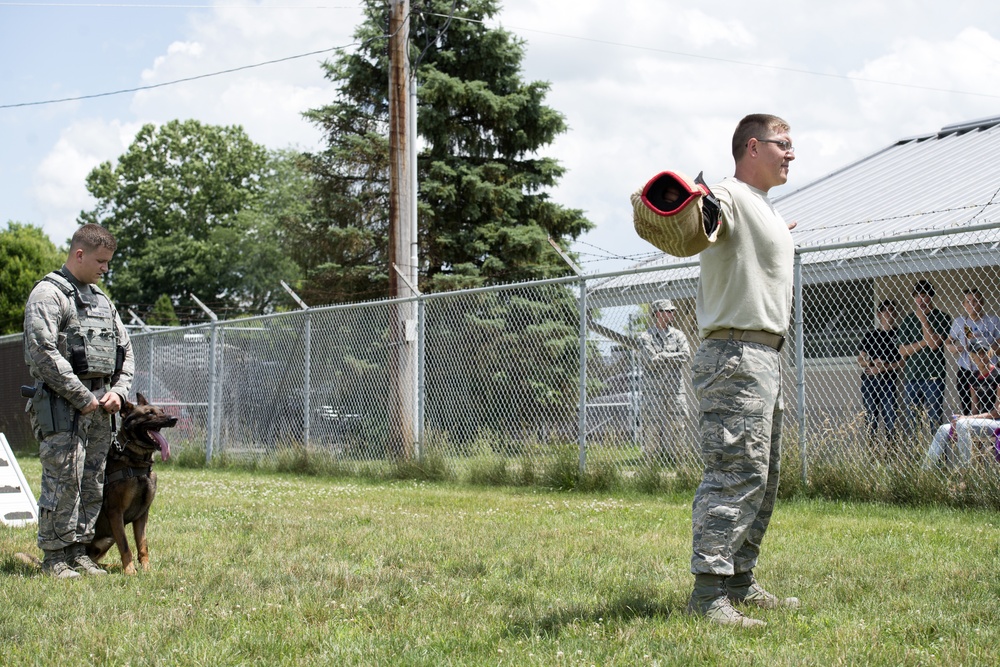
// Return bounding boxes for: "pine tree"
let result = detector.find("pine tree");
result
[147,294,181,327]
[298,0,591,301]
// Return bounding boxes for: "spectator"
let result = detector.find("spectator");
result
[945,288,1000,415]
[924,339,1000,468]
[587,299,692,465]
[635,299,692,464]
[898,280,952,436]
[857,299,902,442]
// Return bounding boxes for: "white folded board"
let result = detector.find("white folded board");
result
[0,433,39,527]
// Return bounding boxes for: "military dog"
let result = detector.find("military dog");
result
[86,393,176,575]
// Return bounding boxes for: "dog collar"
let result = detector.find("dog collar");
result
[105,465,152,485]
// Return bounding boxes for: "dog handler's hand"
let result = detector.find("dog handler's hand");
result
[80,397,101,415]
[100,392,122,414]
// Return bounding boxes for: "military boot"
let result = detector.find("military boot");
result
[41,549,81,579]
[67,544,107,576]
[727,571,799,609]
[686,573,765,628]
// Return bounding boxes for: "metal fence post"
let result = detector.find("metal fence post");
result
[304,311,311,448]
[191,294,219,464]
[206,322,218,463]
[577,277,588,475]
[794,252,807,485]
[416,294,426,461]
[281,282,313,449]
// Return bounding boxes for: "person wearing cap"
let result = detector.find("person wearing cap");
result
[898,280,952,439]
[587,299,693,464]
[685,114,799,628]
[857,299,903,444]
[636,298,692,464]
[923,338,1000,468]
[945,288,1000,415]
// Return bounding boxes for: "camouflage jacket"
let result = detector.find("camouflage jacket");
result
[23,267,134,410]
[638,325,691,397]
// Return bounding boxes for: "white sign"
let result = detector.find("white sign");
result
[0,433,38,527]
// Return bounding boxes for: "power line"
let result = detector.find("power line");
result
[420,10,1000,101]
[0,44,358,110]
[5,6,997,111]
[0,3,355,7]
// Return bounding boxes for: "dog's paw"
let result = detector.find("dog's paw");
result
[124,563,138,575]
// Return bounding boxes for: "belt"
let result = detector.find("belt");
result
[87,376,111,391]
[705,328,785,352]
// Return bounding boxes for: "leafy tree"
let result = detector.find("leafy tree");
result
[299,0,592,300]
[80,120,301,318]
[0,222,64,334]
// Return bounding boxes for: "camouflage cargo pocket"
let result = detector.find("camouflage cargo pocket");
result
[700,504,740,556]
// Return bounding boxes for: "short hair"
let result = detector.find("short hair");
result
[912,279,935,297]
[964,288,982,297]
[732,113,791,161]
[70,224,117,253]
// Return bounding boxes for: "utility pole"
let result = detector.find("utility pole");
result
[388,0,417,459]
[388,0,411,291]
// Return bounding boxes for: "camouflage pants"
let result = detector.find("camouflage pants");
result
[33,405,113,551]
[690,339,782,576]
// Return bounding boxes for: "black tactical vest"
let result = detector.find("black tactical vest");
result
[42,270,119,380]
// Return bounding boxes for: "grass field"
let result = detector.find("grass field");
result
[2,456,1000,666]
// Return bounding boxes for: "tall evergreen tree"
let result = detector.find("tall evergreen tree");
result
[299,1,593,447]
[299,0,591,300]
[147,294,181,327]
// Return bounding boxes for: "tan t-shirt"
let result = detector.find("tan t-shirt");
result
[696,177,794,339]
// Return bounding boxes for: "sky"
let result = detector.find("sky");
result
[3,0,1000,277]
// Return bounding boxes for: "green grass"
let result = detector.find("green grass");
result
[3,457,1000,666]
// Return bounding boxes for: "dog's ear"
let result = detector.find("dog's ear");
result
[120,398,136,416]
[136,392,149,406]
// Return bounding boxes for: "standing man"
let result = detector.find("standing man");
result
[637,299,692,464]
[857,299,903,444]
[898,280,951,438]
[24,223,134,578]
[945,288,1000,415]
[686,114,800,628]
[587,299,692,465]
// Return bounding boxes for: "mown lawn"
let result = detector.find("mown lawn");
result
[2,457,999,666]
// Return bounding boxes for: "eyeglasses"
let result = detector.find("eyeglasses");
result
[755,138,795,154]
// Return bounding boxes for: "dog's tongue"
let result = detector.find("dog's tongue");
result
[148,430,170,461]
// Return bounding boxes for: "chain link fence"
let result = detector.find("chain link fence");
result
[3,223,1000,501]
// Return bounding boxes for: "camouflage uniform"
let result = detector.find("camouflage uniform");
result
[690,338,782,575]
[637,324,692,464]
[23,267,134,554]
[689,176,793,582]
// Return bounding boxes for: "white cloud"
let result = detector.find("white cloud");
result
[851,28,1000,136]
[31,119,141,245]
[677,9,755,49]
[127,3,358,151]
[142,41,206,81]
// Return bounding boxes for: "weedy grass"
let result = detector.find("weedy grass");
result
[2,457,1000,666]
